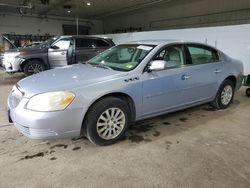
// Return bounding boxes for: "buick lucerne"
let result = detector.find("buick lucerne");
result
[7,40,243,145]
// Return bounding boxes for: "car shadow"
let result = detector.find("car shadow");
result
[0,99,240,162]
[124,99,241,144]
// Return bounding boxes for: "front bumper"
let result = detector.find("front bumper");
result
[0,58,3,67]
[8,97,86,139]
[3,57,24,73]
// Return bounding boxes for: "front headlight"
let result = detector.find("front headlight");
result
[3,57,16,64]
[3,52,20,64]
[26,91,75,112]
[3,52,20,58]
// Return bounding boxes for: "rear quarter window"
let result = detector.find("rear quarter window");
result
[95,39,110,47]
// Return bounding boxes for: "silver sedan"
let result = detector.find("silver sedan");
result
[7,40,243,145]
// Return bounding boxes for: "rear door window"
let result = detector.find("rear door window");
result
[95,39,110,47]
[187,45,219,65]
[75,38,95,48]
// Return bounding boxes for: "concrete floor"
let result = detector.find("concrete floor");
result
[0,70,250,188]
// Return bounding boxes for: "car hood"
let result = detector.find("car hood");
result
[4,48,19,53]
[5,46,45,56]
[17,64,128,98]
[2,36,17,50]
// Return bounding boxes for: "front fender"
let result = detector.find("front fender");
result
[20,58,49,71]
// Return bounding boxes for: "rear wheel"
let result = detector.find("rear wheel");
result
[210,80,235,109]
[84,97,130,146]
[23,60,45,76]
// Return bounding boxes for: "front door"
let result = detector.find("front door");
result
[48,37,71,68]
[142,45,188,116]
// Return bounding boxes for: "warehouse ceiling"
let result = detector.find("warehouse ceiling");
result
[0,0,178,19]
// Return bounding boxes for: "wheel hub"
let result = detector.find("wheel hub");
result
[221,85,233,105]
[96,107,126,140]
[28,64,43,74]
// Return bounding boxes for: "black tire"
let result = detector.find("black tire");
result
[246,88,250,97]
[83,97,130,146]
[23,60,45,76]
[210,80,235,109]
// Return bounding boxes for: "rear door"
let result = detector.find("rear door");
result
[180,44,223,104]
[75,38,97,62]
[75,38,113,63]
[94,39,112,53]
[48,37,71,68]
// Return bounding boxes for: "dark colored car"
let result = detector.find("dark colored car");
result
[23,42,42,48]
[2,35,114,75]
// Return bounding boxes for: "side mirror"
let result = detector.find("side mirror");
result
[148,60,166,72]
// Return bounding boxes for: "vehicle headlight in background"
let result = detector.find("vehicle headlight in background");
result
[3,57,16,64]
[26,91,75,112]
[3,52,20,58]
[3,52,20,64]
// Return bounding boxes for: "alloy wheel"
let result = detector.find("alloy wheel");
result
[96,107,126,140]
[28,63,43,74]
[221,85,233,105]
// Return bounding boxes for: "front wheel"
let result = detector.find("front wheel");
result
[210,80,235,109]
[84,97,130,146]
[246,88,250,97]
[23,60,45,76]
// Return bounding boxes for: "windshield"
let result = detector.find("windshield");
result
[88,44,155,71]
[37,37,59,48]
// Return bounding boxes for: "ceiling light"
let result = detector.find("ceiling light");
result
[86,2,91,6]
[67,10,71,13]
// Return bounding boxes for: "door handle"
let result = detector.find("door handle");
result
[214,69,221,74]
[181,75,191,80]
[61,52,66,55]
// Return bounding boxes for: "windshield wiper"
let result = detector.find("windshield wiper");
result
[94,64,113,70]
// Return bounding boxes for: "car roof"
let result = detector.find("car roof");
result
[59,35,113,40]
[123,39,218,50]
[124,39,186,45]
[124,39,210,46]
